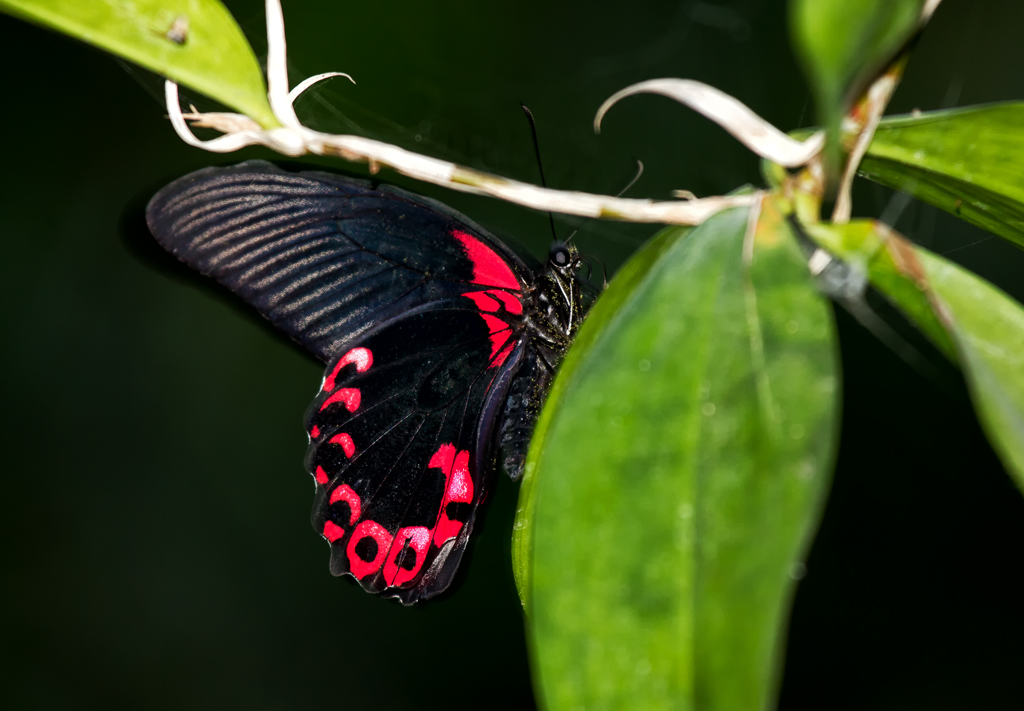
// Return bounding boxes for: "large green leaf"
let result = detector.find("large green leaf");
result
[789,0,924,167]
[529,202,839,710]
[861,103,1024,248]
[0,0,277,127]
[512,225,689,609]
[808,220,1024,489]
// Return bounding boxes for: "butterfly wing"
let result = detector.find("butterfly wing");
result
[145,160,530,362]
[307,301,526,603]
[146,161,533,602]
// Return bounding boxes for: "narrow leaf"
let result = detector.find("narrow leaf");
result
[512,226,689,609]
[790,0,925,165]
[0,0,277,128]
[861,103,1024,248]
[923,252,1024,482]
[808,220,1024,489]
[530,203,839,710]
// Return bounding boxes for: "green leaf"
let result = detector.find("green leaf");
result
[923,253,1024,486]
[512,225,689,609]
[0,0,277,128]
[861,103,1024,249]
[790,0,924,166]
[529,202,839,711]
[807,219,1024,490]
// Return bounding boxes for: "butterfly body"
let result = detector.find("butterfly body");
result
[147,161,583,604]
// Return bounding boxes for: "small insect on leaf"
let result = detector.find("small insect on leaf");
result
[164,15,188,45]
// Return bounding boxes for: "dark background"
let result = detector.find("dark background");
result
[2,0,1024,708]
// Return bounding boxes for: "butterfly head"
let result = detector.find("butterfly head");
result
[547,242,580,277]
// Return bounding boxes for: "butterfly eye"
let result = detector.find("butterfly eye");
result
[551,245,571,266]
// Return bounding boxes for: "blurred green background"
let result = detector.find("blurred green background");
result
[2,0,1024,708]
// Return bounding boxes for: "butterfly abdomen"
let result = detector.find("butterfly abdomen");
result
[498,347,554,480]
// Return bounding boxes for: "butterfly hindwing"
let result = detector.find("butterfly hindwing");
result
[306,301,526,603]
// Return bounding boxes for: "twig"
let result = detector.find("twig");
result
[163,0,832,225]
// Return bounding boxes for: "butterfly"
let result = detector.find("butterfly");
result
[146,160,585,604]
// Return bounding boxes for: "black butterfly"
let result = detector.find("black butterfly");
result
[146,160,585,604]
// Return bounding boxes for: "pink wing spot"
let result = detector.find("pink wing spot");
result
[315,466,329,485]
[383,526,431,587]
[429,443,456,473]
[486,289,523,315]
[323,347,373,391]
[320,387,361,413]
[329,484,362,525]
[462,291,501,312]
[429,446,475,547]
[310,425,320,438]
[433,511,463,546]
[448,450,474,503]
[346,520,392,579]
[452,230,521,290]
[323,521,345,543]
[329,432,356,458]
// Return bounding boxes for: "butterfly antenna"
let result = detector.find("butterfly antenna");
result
[577,254,609,292]
[576,265,602,296]
[594,255,609,288]
[581,256,594,282]
[521,104,559,243]
[583,254,609,288]
[565,159,644,245]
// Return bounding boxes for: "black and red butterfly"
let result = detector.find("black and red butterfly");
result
[146,160,585,604]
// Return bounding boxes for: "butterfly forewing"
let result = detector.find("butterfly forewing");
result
[146,160,530,362]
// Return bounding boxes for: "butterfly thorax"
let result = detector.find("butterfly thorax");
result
[499,244,585,480]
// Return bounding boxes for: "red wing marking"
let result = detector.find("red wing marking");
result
[462,291,501,312]
[479,313,513,366]
[493,340,515,368]
[447,450,473,501]
[323,521,345,543]
[320,387,361,413]
[428,445,475,547]
[453,230,521,290]
[329,484,361,525]
[315,466,329,485]
[487,289,523,315]
[429,443,456,472]
[328,432,356,458]
[347,520,392,579]
[462,289,523,316]
[480,313,511,337]
[310,425,320,438]
[323,347,373,392]
[383,526,431,587]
